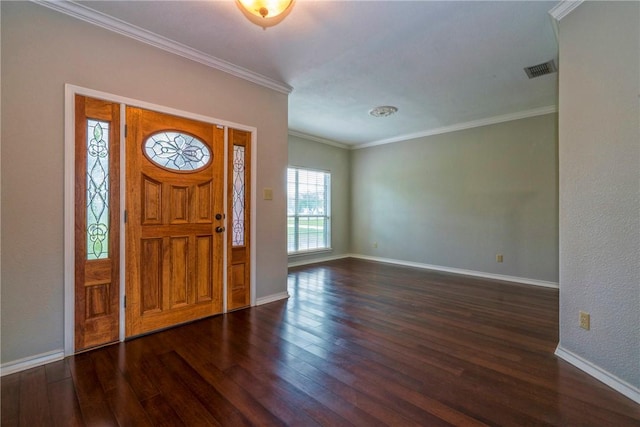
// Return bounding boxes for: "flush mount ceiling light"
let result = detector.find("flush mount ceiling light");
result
[369,106,398,118]
[236,0,295,28]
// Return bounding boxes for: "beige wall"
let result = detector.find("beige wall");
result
[558,1,640,390]
[1,2,288,364]
[350,113,559,283]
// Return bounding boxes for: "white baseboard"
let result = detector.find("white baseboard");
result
[2,293,289,375]
[256,291,290,306]
[1,349,65,377]
[555,346,640,404]
[288,253,350,268]
[348,254,559,289]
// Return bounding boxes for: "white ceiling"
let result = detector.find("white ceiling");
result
[70,0,559,147]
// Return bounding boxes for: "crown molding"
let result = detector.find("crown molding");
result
[32,0,293,94]
[353,105,558,150]
[288,130,350,150]
[548,0,584,41]
[549,0,584,22]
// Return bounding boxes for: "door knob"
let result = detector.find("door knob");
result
[216,226,225,233]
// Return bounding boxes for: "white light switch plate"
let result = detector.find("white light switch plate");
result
[263,188,273,200]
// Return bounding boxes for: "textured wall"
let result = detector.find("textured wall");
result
[1,2,288,364]
[558,2,640,388]
[288,136,350,264]
[350,113,558,283]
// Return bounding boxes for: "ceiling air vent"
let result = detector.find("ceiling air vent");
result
[524,60,557,79]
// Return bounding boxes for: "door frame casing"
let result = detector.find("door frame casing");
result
[64,84,257,356]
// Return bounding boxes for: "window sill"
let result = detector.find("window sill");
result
[288,248,333,258]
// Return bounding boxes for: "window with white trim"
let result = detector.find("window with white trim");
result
[287,167,331,254]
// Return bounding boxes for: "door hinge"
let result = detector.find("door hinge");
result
[124,295,126,308]
[124,124,128,138]
[124,210,128,223]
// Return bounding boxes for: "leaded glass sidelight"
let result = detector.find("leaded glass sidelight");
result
[87,120,110,260]
[144,132,211,172]
[232,145,246,246]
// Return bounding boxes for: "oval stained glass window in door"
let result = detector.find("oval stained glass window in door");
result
[144,131,211,171]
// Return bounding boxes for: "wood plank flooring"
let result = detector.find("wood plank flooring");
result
[3,258,639,426]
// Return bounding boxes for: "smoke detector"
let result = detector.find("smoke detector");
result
[524,60,557,79]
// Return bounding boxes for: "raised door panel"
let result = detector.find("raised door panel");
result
[169,186,189,224]
[195,181,213,223]
[86,284,110,320]
[142,176,162,225]
[140,238,163,314]
[195,235,213,303]
[169,236,189,308]
[230,263,249,308]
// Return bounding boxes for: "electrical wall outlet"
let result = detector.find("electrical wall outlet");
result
[496,254,503,263]
[579,311,590,330]
[373,241,378,248]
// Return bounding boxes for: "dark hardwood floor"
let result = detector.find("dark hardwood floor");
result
[3,258,639,426]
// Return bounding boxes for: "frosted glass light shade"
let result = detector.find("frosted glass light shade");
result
[236,0,295,28]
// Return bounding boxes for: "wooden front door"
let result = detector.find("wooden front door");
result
[125,107,224,337]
